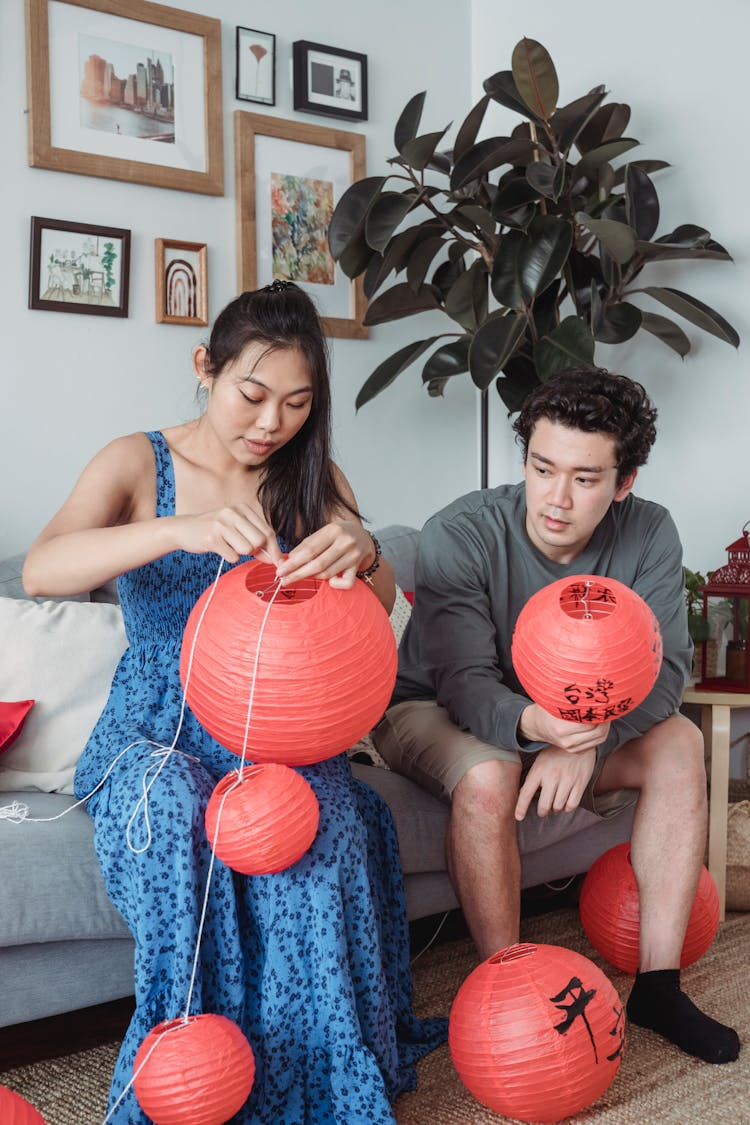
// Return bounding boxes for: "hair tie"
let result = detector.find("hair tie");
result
[265,279,292,293]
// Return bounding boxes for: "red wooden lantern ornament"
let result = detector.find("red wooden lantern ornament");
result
[449,942,624,1123]
[181,560,397,765]
[512,575,662,723]
[205,764,319,874]
[0,1086,46,1124]
[133,1014,255,1125]
[695,523,750,692]
[579,842,720,974]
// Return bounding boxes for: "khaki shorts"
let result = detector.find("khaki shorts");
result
[372,699,636,819]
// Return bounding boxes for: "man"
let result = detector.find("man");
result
[374,367,739,1065]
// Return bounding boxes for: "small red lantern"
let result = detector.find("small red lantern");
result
[181,560,397,765]
[449,942,624,1123]
[696,523,750,693]
[512,575,662,722]
[133,1014,255,1125]
[205,765,319,874]
[579,842,719,974]
[0,1087,46,1124]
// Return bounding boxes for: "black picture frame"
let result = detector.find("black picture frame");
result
[29,216,131,317]
[292,40,368,122]
[236,26,276,106]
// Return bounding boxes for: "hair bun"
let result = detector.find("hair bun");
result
[265,279,293,293]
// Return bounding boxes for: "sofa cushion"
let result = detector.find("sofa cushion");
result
[0,699,35,753]
[0,597,127,794]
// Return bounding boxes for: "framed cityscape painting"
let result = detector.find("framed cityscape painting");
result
[29,215,131,317]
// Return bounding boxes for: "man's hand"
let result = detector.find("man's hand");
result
[515,745,597,821]
[519,703,610,754]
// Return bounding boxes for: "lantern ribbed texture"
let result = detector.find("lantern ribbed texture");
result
[579,843,720,974]
[0,1086,46,1124]
[205,765,319,874]
[181,561,397,764]
[133,1014,255,1125]
[511,575,663,723]
[449,943,624,1124]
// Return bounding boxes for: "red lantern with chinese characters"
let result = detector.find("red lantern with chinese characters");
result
[449,943,624,1123]
[579,842,719,974]
[133,1014,255,1125]
[696,524,750,693]
[205,764,319,875]
[511,575,662,722]
[0,1086,46,1124]
[181,560,397,765]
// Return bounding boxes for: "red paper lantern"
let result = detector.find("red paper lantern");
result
[205,765,319,874]
[579,842,720,974]
[512,575,662,723]
[0,1086,46,1124]
[181,560,397,765]
[133,1013,255,1125]
[449,943,624,1124]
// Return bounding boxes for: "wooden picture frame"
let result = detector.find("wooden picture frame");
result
[29,215,131,317]
[234,111,368,340]
[154,238,207,325]
[25,0,224,195]
[292,40,368,122]
[236,26,275,106]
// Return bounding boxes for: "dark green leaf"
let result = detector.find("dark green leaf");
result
[593,298,642,345]
[363,252,386,299]
[493,172,539,212]
[426,150,452,175]
[364,192,416,253]
[496,203,537,232]
[625,165,660,241]
[450,137,533,192]
[496,354,541,413]
[407,236,446,292]
[575,138,639,180]
[394,92,426,156]
[525,159,565,201]
[426,377,449,397]
[613,159,670,186]
[328,176,386,263]
[453,95,491,164]
[511,38,558,119]
[364,221,442,295]
[355,337,440,410]
[654,224,726,251]
[634,240,732,263]
[534,316,595,380]
[454,204,497,239]
[520,215,574,301]
[491,230,525,309]
[402,125,452,172]
[483,69,543,123]
[422,336,472,381]
[432,255,466,298]
[532,278,561,337]
[363,282,442,327]
[576,103,631,154]
[445,259,488,330]
[339,235,377,279]
[565,249,603,309]
[551,86,607,152]
[639,311,691,357]
[576,212,636,264]
[469,312,528,389]
[640,287,740,346]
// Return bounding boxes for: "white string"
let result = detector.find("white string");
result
[102,1018,187,1124]
[410,910,451,966]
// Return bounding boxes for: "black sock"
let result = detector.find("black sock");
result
[626,969,740,1064]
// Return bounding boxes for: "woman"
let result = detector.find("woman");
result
[24,282,446,1123]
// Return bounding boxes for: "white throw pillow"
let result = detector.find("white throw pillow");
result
[0,597,127,794]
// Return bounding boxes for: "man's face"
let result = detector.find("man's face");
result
[522,418,635,564]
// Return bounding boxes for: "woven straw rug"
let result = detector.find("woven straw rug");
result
[2,907,748,1125]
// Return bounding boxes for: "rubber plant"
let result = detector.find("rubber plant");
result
[329,38,739,422]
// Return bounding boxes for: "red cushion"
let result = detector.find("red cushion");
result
[0,699,35,753]
[404,591,415,605]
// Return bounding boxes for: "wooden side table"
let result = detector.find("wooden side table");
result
[682,686,750,920]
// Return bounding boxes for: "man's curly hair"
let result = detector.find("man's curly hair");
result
[512,366,658,486]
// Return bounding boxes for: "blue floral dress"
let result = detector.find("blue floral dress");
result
[75,431,446,1124]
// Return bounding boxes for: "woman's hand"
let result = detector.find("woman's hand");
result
[275,520,375,588]
[172,505,283,565]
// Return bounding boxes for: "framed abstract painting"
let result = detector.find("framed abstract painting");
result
[154,238,208,325]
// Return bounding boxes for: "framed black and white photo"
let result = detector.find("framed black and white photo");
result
[29,216,131,317]
[236,26,275,105]
[292,41,367,122]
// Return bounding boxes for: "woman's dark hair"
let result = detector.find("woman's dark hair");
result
[202,283,357,543]
[512,366,658,485]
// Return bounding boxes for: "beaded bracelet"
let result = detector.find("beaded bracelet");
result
[356,533,382,581]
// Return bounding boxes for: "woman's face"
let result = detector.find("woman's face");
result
[200,341,314,467]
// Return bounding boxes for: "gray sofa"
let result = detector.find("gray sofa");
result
[0,526,635,1029]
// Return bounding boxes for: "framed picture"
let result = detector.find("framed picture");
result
[25,0,224,195]
[234,111,368,340]
[236,26,275,106]
[154,238,207,325]
[292,40,368,122]
[29,215,131,317]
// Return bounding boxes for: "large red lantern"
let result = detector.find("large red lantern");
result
[181,561,397,765]
[512,575,662,722]
[579,843,720,974]
[205,764,319,874]
[133,1014,255,1125]
[449,943,624,1124]
[0,1087,46,1124]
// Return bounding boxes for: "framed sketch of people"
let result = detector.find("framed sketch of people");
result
[236,26,275,105]
[29,215,131,317]
[234,111,368,339]
[25,0,224,195]
[292,41,368,122]
[154,238,208,326]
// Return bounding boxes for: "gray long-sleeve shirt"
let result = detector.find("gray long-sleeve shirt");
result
[393,482,692,758]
